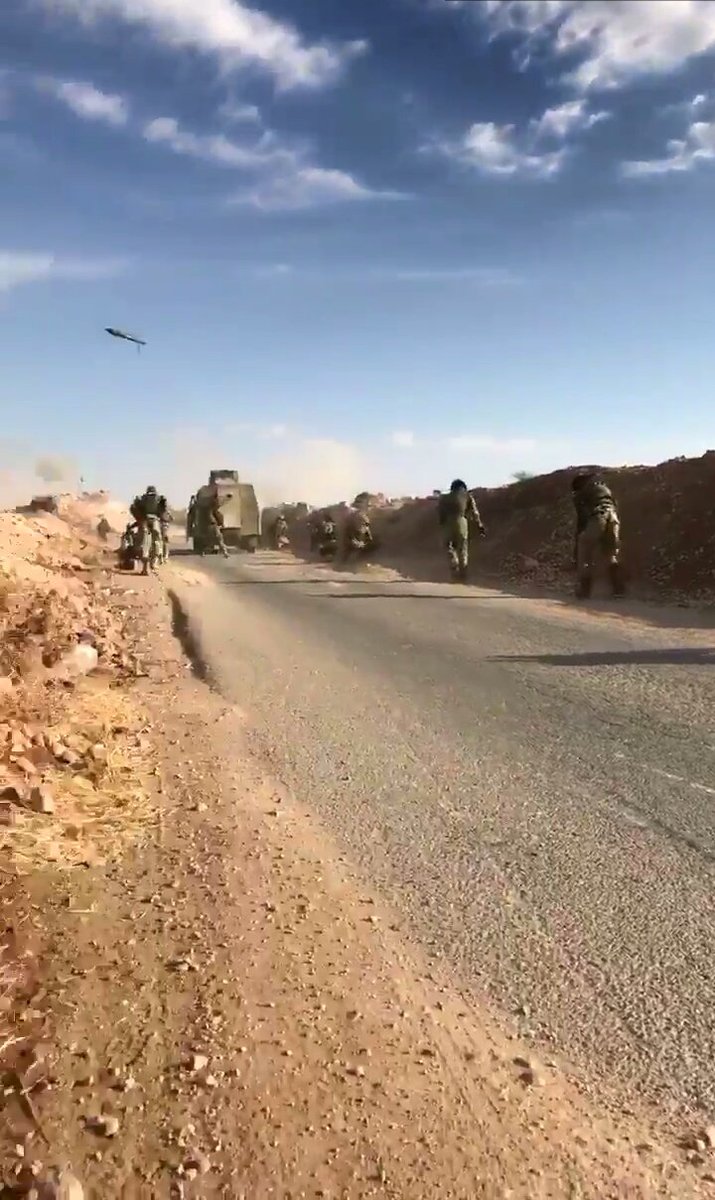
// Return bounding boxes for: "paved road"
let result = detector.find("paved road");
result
[169,548,715,1122]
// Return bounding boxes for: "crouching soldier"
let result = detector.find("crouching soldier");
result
[343,507,374,562]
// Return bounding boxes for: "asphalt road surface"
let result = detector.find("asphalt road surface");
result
[169,548,715,1124]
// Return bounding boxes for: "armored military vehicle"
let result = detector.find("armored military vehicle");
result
[192,470,260,554]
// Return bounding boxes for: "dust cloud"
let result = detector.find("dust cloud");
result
[158,428,371,512]
[34,456,77,484]
[254,439,367,509]
[0,445,79,511]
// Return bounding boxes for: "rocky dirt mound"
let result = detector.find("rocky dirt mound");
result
[295,452,715,603]
[0,507,151,866]
[0,502,155,1156]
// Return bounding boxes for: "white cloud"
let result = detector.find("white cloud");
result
[390,430,416,448]
[663,91,710,117]
[217,97,261,125]
[141,113,393,211]
[483,1,715,91]
[442,121,566,177]
[143,115,282,168]
[38,0,368,91]
[37,76,128,125]
[0,251,127,293]
[435,90,607,180]
[623,118,715,175]
[530,98,608,139]
[228,164,393,211]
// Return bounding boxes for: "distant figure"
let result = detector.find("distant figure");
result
[273,513,289,550]
[571,472,625,599]
[96,515,111,542]
[308,512,323,552]
[156,499,171,565]
[318,513,338,560]
[186,495,197,540]
[437,479,486,583]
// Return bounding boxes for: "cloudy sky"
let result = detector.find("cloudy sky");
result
[2,0,715,505]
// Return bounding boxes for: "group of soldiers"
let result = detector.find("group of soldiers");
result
[302,471,624,599]
[435,472,624,597]
[107,468,624,598]
[111,485,172,575]
[307,504,375,563]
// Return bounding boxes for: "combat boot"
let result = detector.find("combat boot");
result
[609,562,626,597]
[458,564,468,584]
[575,572,592,600]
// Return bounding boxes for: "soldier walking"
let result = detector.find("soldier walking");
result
[571,471,625,599]
[438,479,486,583]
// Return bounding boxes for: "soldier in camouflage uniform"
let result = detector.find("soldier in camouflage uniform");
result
[130,485,166,575]
[438,479,486,582]
[96,515,111,542]
[186,495,197,541]
[208,495,229,558]
[118,521,139,570]
[317,512,338,560]
[272,513,289,550]
[159,498,171,564]
[571,471,625,599]
[308,512,321,552]
[343,506,374,562]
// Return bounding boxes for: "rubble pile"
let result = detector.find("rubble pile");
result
[310,452,715,602]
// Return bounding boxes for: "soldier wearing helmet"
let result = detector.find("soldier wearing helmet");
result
[437,479,486,583]
[571,471,625,599]
[130,485,168,574]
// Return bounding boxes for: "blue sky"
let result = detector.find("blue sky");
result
[2,0,715,505]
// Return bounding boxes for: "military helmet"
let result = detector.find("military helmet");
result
[450,478,467,492]
[146,484,157,494]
